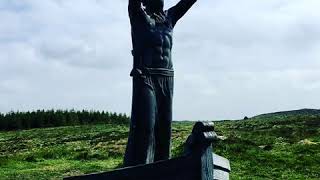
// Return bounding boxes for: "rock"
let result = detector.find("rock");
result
[298,139,318,145]
[217,135,228,140]
[258,145,272,151]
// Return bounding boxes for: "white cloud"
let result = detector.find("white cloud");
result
[0,0,320,119]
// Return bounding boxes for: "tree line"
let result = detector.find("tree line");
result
[0,109,130,131]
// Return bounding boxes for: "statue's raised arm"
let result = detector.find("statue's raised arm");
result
[168,0,197,26]
[128,0,144,21]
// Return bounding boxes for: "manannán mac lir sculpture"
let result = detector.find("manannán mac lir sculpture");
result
[124,0,197,166]
[65,0,231,179]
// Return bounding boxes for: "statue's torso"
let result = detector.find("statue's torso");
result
[131,12,173,70]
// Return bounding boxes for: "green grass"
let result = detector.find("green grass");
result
[0,115,319,179]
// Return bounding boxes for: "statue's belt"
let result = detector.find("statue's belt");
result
[130,68,174,77]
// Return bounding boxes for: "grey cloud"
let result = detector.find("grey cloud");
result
[1,0,320,119]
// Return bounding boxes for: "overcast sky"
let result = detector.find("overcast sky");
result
[1,0,320,120]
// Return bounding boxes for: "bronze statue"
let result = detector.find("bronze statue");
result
[124,0,197,166]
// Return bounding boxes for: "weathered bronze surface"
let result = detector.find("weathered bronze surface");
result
[124,0,197,166]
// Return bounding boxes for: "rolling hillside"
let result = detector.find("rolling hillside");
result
[0,110,319,179]
[251,108,320,119]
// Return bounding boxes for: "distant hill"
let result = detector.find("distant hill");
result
[251,108,320,120]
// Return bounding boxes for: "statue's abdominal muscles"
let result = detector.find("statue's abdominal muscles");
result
[143,24,173,69]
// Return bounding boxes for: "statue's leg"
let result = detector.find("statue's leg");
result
[124,76,157,166]
[154,76,174,162]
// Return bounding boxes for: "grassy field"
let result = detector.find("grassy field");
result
[0,112,319,179]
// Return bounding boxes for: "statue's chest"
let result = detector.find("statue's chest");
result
[147,23,173,47]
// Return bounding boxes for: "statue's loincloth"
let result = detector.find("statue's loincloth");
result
[130,67,174,77]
